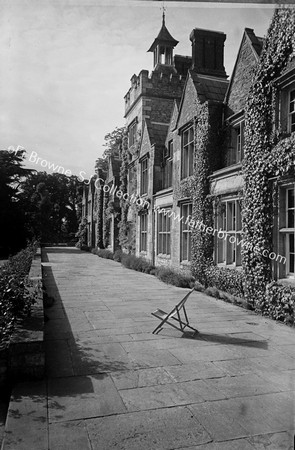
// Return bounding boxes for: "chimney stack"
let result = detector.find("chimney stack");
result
[190,29,227,78]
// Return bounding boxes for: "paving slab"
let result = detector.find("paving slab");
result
[85,406,212,450]
[1,381,48,450]
[3,247,295,449]
[119,379,226,412]
[111,367,175,389]
[48,420,91,450]
[48,374,126,422]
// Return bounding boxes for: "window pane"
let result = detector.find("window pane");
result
[288,210,294,228]
[288,189,294,209]
[290,254,294,273]
[167,234,170,255]
[182,233,188,261]
[290,233,294,253]
[189,143,194,176]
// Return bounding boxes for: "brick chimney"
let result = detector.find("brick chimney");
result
[189,28,227,78]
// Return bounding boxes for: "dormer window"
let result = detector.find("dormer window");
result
[225,119,244,166]
[278,80,295,134]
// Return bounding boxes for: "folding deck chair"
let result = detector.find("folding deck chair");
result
[151,287,198,335]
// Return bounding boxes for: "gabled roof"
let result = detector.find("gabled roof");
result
[176,70,228,130]
[166,100,179,144]
[140,119,169,157]
[224,28,264,106]
[147,15,179,52]
[190,72,229,103]
[147,121,169,147]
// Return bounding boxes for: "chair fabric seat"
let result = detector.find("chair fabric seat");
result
[151,288,198,335]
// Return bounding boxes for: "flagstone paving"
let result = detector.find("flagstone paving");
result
[2,247,295,449]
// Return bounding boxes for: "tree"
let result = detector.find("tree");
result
[20,172,83,243]
[0,150,31,256]
[94,126,125,174]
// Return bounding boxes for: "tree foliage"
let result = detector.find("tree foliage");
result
[0,150,31,255]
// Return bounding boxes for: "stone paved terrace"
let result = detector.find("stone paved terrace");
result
[2,247,295,449]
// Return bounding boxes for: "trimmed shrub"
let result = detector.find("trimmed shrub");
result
[113,249,123,262]
[194,281,205,292]
[262,282,295,325]
[121,254,154,274]
[155,266,194,288]
[95,249,114,260]
[204,286,220,299]
[204,264,245,299]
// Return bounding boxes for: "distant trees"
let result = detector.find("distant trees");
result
[20,172,83,243]
[0,150,83,257]
[95,126,125,174]
[0,150,31,255]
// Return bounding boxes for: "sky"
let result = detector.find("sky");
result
[0,0,277,180]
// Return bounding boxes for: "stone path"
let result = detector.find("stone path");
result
[2,247,295,449]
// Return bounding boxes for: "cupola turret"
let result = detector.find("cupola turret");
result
[147,12,178,69]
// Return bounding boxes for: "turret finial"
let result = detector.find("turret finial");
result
[161,2,166,26]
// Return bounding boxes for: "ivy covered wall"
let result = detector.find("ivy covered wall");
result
[242,8,295,309]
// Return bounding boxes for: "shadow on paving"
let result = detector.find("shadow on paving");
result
[190,332,269,349]
[43,249,131,384]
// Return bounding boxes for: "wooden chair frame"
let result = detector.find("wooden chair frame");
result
[151,287,198,335]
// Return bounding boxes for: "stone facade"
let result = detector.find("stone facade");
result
[81,12,295,289]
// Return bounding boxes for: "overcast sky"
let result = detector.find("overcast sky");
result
[0,0,276,179]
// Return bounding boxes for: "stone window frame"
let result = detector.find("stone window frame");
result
[279,182,295,278]
[226,113,245,167]
[215,197,242,267]
[181,124,194,180]
[140,157,149,195]
[139,212,148,252]
[180,202,192,262]
[289,89,295,133]
[277,71,295,135]
[128,118,138,148]
[157,209,171,256]
[163,140,173,189]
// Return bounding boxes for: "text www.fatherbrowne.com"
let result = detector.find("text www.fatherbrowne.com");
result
[154,205,286,265]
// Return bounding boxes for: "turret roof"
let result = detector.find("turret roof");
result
[147,14,178,52]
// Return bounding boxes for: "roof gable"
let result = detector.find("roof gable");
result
[140,120,152,158]
[225,28,263,116]
[140,119,168,157]
[176,73,199,130]
[176,71,228,130]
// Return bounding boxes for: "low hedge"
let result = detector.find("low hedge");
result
[204,264,245,299]
[154,266,194,288]
[121,254,154,274]
[262,281,295,325]
[0,244,38,346]
[92,248,114,259]
[93,249,194,287]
